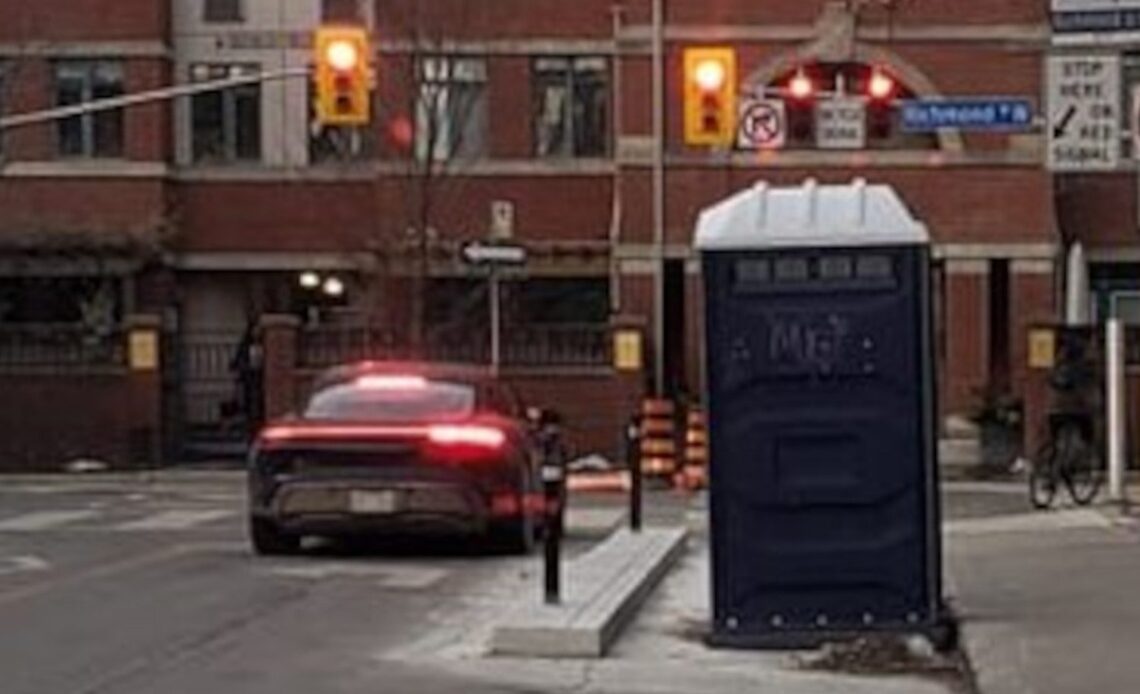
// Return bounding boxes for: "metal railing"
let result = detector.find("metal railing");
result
[297,326,401,369]
[0,323,126,369]
[298,323,611,370]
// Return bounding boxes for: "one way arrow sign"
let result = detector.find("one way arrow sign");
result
[460,241,527,266]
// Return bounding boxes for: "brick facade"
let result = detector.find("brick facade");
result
[1,0,1107,468]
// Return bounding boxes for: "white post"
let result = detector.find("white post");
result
[1107,318,1127,503]
[490,268,501,377]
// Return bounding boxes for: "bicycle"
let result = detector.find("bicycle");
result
[1029,413,1104,509]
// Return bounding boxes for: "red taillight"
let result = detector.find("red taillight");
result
[259,423,506,453]
[259,424,426,443]
[426,425,506,449]
[355,375,427,390]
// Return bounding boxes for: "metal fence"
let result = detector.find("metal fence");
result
[297,323,611,370]
[0,323,126,369]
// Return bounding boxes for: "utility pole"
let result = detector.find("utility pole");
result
[652,0,666,396]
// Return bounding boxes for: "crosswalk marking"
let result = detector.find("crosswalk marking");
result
[113,510,235,531]
[0,510,99,531]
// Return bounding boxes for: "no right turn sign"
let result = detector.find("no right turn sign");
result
[737,98,786,150]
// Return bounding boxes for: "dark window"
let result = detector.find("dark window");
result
[190,64,261,163]
[203,0,243,23]
[321,0,361,22]
[55,61,124,158]
[534,56,609,158]
[505,278,610,324]
[304,380,476,422]
[0,277,120,325]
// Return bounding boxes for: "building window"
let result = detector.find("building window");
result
[1122,53,1140,159]
[321,0,361,22]
[190,64,261,163]
[533,56,609,158]
[415,57,488,162]
[309,84,376,163]
[203,0,243,23]
[55,61,124,158]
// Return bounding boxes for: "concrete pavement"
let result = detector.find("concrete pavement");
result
[13,470,1135,693]
[947,495,1140,694]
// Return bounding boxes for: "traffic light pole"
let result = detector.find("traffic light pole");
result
[0,67,309,132]
[651,0,666,398]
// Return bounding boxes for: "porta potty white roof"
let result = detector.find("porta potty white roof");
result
[694,178,928,251]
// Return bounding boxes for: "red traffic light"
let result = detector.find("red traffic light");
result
[868,68,896,100]
[789,70,814,100]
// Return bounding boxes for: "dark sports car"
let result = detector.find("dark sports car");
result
[247,362,544,555]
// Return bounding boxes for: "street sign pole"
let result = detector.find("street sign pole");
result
[490,267,501,377]
[459,241,527,376]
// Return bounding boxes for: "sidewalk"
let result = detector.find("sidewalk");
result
[947,502,1140,694]
[384,528,961,694]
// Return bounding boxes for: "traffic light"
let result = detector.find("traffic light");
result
[867,66,896,102]
[313,25,371,126]
[866,67,896,139]
[788,68,816,101]
[683,47,737,147]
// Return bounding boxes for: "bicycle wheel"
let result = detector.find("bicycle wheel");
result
[1061,425,1103,506]
[1028,439,1059,510]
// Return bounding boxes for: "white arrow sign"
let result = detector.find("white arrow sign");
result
[460,242,527,266]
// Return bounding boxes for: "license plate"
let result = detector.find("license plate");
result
[348,490,398,515]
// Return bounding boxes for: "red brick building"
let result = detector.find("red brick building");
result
[0,0,1072,466]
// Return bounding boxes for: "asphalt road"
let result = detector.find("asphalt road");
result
[0,473,587,694]
[0,473,1030,694]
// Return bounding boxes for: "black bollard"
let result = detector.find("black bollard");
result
[627,417,642,532]
[542,459,565,604]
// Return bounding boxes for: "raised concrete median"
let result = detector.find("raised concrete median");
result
[490,526,688,658]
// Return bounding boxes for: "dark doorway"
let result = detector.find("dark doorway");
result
[988,259,1011,394]
[663,259,687,398]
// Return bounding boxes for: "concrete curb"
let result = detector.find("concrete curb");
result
[490,526,688,658]
[564,507,627,539]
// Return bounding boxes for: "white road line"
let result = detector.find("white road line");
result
[114,510,235,531]
[0,510,99,531]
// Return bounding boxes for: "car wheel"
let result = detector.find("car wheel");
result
[249,516,301,556]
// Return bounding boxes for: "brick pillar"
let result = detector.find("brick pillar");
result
[1011,260,1058,456]
[942,260,990,420]
[259,314,300,421]
[125,314,163,468]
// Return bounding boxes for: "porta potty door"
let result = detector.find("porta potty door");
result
[697,181,940,645]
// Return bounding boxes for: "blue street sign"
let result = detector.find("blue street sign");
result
[900,99,1035,133]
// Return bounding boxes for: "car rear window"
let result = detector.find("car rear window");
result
[303,380,477,422]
